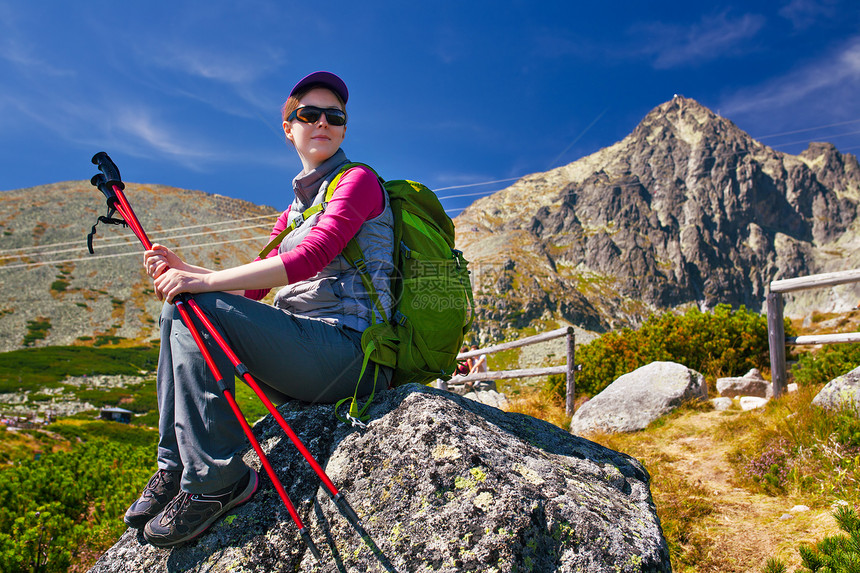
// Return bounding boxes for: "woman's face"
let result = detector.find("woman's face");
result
[283,87,346,172]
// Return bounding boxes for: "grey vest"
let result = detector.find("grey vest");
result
[273,150,395,332]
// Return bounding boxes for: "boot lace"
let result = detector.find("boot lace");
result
[162,491,191,524]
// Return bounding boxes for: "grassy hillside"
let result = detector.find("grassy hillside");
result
[0,344,277,572]
[0,345,271,460]
[0,181,279,353]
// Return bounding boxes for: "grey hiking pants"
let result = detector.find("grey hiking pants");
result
[156,292,390,494]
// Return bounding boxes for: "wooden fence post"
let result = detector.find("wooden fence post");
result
[767,291,787,398]
[566,329,576,416]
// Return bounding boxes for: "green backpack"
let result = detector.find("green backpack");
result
[259,163,475,423]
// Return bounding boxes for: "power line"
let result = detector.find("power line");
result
[0,236,264,271]
[434,177,523,192]
[437,189,507,201]
[755,118,860,140]
[0,222,272,262]
[768,129,860,149]
[433,109,608,197]
[546,108,609,171]
[0,213,277,255]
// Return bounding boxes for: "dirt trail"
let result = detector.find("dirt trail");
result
[646,409,841,572]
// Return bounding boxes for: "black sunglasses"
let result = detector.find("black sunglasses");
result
[287,106,347,126]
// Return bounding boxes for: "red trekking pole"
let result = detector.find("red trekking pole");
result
[87,152,365,560]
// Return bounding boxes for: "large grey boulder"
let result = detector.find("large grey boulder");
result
[89,385,670,573]
[570,361,709,435]
[813,365,860,411]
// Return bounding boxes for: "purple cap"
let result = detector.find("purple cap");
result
[289,71,348,104]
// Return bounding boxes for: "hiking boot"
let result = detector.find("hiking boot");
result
[143,468,258,547]
[124,469,182,529]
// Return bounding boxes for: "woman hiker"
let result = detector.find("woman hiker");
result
[124,71,395,547]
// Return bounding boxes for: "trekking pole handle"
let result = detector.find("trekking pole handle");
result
[91,151,125,191]
[90,173,117,204]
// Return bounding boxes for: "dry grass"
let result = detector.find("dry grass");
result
[493,308,860,571]
[510,392,854,573]
[590,403,850,572]
[504,387,572,429]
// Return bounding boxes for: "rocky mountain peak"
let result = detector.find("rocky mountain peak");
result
[632,95,747,150]
[798,141,860,200]
[456,97,860,341]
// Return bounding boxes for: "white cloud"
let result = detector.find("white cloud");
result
[632,11,766,69]
[0,84,232,171]
[0,39,73,77]
[123,38,287,121]
[115,109,217,166]
[778,0,839,29]
[0,5,74,79]
[108,106,287,170]
[132,32,285,89]
[151,46,283,86]
[720,37,860,118]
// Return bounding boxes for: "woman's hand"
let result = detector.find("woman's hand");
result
[152,268,208,303]
[143,244,188,279]
[144,244,207,302]
[142,244,289,302]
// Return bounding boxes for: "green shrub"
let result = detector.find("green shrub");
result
[792,343,860,387]
[0,434,156,572]
[761,557,788,573]
[0,346,158,392]
[47,419,157,448]
[0,502,79,573]
[131,411,159,427]
[122,381,157,413]
[565,305,783,398]
[93,335,125,347]
[22,318,52,347]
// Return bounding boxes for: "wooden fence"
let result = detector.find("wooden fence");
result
[767,268,860,397]
[453,326,579,415]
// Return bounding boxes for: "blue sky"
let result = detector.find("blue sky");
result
[2,0,860,216]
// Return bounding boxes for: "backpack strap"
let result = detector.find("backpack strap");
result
[258,206,323,259]
[258,163,377,259]
[334,240,387,426]
[319,163,392,425]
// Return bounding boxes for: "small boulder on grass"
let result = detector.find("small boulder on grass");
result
[570,361,708,435]
[716,368,771,398]
[812,365,860,412]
